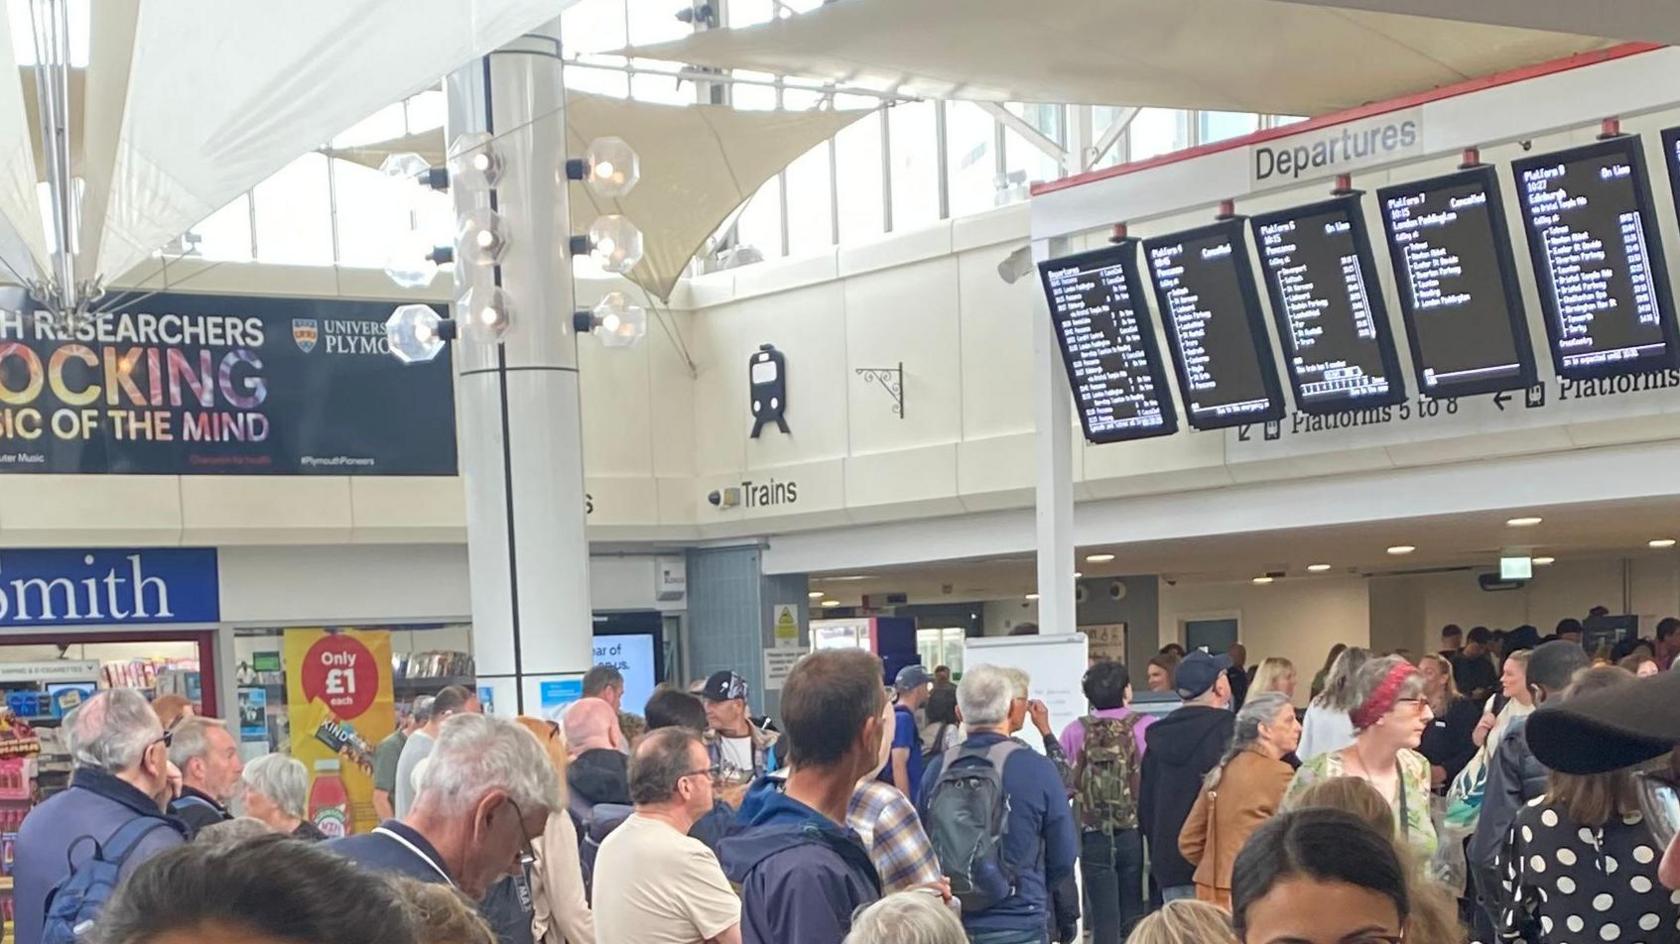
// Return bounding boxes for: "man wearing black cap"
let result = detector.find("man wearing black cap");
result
[1138,649,1235,904]
[1526,665,1680,890]
[701,671,781,808]
[1469,639,1591,928]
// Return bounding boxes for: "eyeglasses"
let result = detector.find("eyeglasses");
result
[152,729,174,750]
[1392,697,1430,713]
[682,765,722,781]
[505,799,538,881]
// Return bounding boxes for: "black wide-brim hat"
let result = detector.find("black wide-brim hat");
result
[1526,668,1680,774]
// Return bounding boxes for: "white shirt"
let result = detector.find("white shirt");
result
[717,735,753,779]
[1297,703,1355,763]
[593,813,740,944]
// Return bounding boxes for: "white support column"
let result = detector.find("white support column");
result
[1032,237,1076,634]
[447,20,594,715]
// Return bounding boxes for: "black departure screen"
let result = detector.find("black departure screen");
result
[1038,242,1178,443]
[1512,136,1679,379]
[1251,195,1407,413]
[1143,219,1284,430]
[1378,167,1537,398]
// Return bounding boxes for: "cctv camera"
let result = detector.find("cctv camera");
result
[1519,140,1533,151]
[708,490,722,507]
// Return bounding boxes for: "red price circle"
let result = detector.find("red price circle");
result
[299,635,378,720]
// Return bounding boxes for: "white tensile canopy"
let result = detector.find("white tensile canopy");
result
[326,93,871,304]
[617,0,1620,114]
[1274,0,1680,46]
[0,0,579,296]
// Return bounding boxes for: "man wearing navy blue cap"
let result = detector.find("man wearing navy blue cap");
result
[879,665,932,798]
[1138,649,1234,904]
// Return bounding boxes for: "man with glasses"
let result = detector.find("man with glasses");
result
[330,713,556,939]
[594,727,742,944]
[15,689,185,944]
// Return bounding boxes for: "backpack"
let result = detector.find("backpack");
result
[1073,715,1140,833]
[577,802,633,905]
[42,817,174,944]
[925,739,1022,913]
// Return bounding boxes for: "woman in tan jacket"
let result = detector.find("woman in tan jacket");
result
[1178,691,1301,908]
[515,716,596,944]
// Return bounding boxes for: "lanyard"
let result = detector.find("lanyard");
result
[374,826,454,886]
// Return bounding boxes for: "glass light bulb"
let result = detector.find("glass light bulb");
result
[385,304,447,364]
[594,160,616,180]
[591,292,647,349]
[586,215,644,275]
[582,137,639,198]
[458,208,508,267]
[448,132,501,191]
[602,313,621,332]
[597,236,617,255]
[458,286,513,342]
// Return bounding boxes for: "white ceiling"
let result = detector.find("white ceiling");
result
[807,495,1680,603]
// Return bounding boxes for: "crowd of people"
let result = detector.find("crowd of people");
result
[10,611,1680,944]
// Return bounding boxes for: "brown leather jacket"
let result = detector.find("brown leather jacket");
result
[1178,750,1294,903]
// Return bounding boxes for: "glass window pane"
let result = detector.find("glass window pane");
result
[888,101,939,229]
[784,143,833,256]
[1199,110,1259,144]
[946,102,997,218]
[631,66,691,105]
[627,0,689,44]
[564,0,627,53]
[252,154,334,266]
[332,159,452,269]
[735,179,783,258]
[1090,105,1132,170]
[570,63,630,98]
[1129,108,1189,161]
[404,89,446,134]
[835,109,884,243]
[728,0,773,26]
[186,194,252,262]
[731,70,778,110]
[1003,103,1063,198]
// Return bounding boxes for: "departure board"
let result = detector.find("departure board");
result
[1038,242,1179,443]
[1513,136,1679,379]
[1142,219,1285,430]
[1251,195,1407,413]
[1377,167,1537,398]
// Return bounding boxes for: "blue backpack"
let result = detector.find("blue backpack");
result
[42,817,174,944]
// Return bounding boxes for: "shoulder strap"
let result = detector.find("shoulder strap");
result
[985,738,1023,769]
[104,817,175,862]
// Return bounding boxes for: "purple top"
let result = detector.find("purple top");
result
[1059,706,1153,762]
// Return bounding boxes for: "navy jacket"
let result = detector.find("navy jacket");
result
[327,821,532,944]
[918,732,1080,936]
[718,777,882,944]
[14,768,187,944]
[1139,705,1234,888]
[1469,714,1549,915]
[168,785,230,837]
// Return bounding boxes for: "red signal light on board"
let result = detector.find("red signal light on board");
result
[1332,174,1353,195]
[1459,147,1481,169]
[1600,117,1621,139]
[1216,199,1235,220]
[1109,223,1128,244]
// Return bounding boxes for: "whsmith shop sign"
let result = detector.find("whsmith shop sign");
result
[0,548,219,628]
[0,291,455,475]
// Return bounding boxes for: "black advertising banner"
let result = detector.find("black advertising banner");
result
[0,290,456,475]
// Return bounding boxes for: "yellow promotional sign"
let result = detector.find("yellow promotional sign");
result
[284,628,393,837]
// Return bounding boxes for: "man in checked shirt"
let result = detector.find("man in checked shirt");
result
[847,696,951,896]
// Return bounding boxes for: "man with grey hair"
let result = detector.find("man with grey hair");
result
[168,716,244,835]
[918,664,1078,944]
[329,712,557,901]
[843,891,967,944]
[594,727,742,944]
[15,689,185,944]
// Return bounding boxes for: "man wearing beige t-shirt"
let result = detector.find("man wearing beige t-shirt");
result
[595,727,743,944]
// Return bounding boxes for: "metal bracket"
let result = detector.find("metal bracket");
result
[855,363,904,418]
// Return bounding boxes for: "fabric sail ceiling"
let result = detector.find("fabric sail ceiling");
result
[618,0,1616,114]
[326,93,870,304]
[1274,0,1680,46]
[0,0,581,292]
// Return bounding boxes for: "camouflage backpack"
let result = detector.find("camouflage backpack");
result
[1073,715,1140,833]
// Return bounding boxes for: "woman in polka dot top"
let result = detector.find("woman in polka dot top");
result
[1495,668,1679,943]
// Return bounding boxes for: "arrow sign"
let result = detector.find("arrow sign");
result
[1493,391,1511,412]
[1237,424,1252,442]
